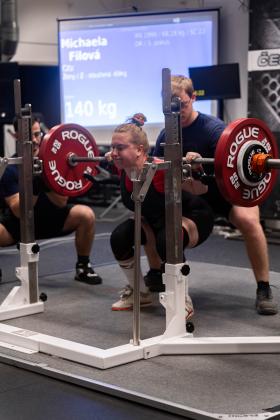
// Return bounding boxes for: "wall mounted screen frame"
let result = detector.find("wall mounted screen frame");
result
[58,9,219,144]
[189,63,240,100]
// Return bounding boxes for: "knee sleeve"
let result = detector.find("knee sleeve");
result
[190,207,214,247]
[155,228,190,262]
[155,228,166,261]
[110,219,135,261]
[110,219,147,261]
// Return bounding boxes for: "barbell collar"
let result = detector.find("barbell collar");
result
[251,154,280,173]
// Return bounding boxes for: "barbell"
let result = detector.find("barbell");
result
[37,118,279,207]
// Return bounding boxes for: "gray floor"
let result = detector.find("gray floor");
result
[1,204,280,418]
[0,362,185,420]
[0,224,280,417]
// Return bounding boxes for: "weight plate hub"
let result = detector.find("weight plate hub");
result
[237,141,267,186]
[39,124,99,196]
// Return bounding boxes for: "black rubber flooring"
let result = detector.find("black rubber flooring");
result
[0,362,188,420]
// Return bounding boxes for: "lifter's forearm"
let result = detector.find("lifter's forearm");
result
[5,193,38,218]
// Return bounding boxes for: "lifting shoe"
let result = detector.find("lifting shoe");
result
[75,263,102,285]
[256,286,278,315]
[112,285,152,310]
[185,294,194,319]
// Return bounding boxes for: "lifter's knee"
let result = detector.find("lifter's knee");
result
[79,205,95,226]
[110,219,135,261]
[110,218,147,261]
[188,208,214,247]
[63,205,95,232]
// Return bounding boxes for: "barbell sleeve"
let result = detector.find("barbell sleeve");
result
[251,153,280,173]
[266,159,280,170]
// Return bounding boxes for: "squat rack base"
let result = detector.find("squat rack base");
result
[1,322,280,371]
[0,302,43,321]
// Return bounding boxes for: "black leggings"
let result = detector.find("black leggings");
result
[1,193,73,242]
[110,218,190,262]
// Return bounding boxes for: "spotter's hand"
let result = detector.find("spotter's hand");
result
[185,152,204,172]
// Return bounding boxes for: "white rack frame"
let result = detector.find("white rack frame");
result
[0,262,280,370]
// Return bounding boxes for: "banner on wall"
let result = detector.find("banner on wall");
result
[248,48,280,71]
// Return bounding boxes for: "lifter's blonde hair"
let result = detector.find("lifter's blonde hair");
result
[113,123,149,154]
[171,75,195,98]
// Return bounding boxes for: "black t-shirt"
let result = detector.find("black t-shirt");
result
[0,155,49,201]
[0,161,19,199]
[153,112,226,162]
[153,112,232,217]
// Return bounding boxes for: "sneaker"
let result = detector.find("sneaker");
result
[112,285,152,311]
[256,286,278,315]
[185,294,194,319]
[144,269,165,292]
[75,263,102,285]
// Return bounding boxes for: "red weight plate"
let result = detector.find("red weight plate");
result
[214,118,278,207]
[39,124,99,196]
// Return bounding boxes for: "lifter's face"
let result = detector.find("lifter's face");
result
[111,132,143,170]
[31,121,43,157]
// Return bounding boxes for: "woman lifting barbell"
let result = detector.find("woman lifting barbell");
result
[108,119,214,317]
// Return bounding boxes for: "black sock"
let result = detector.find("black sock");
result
[77,256,90,267]
[257,281,270,290]
[149,268,162,275]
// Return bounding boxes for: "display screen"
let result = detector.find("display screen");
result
[189,63,240,100]
[58,9,219,143]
